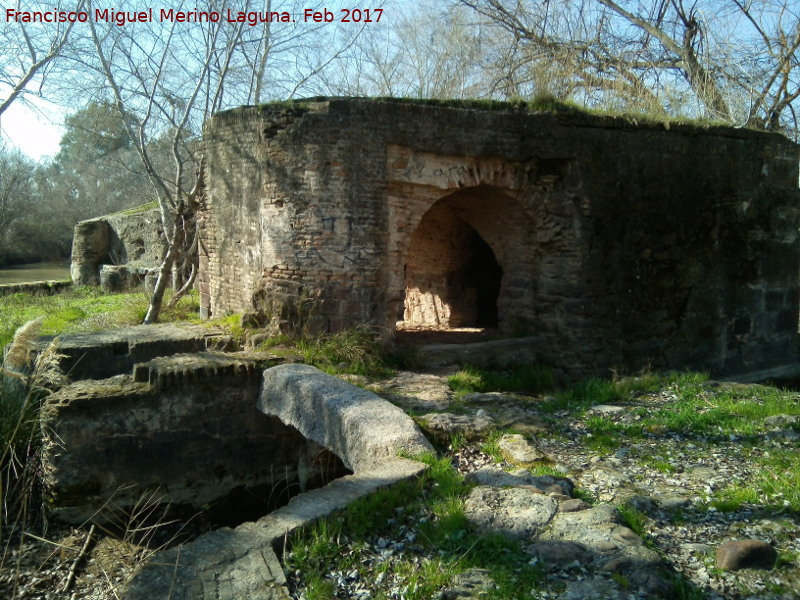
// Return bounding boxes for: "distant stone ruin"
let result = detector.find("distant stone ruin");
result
[70,203,166,290]
[201,98,800,378]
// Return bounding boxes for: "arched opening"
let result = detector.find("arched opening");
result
[401,198,504,330]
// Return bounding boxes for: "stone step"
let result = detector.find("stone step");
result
[33,323,224,381]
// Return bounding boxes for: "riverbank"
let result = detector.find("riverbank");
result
[0,280,71,297]
[0,262,70,285]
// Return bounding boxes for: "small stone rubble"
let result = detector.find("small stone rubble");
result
[364,371,800,600]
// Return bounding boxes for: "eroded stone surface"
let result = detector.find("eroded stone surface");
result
[462,469,672,598]
[466,467,574,497]
[259,364,433,472]
[374,369,455,412]
[440,568,497,599]
[125,527,291,600]
[37,323,219,381]
[497,433,547,466]
[464,485,559,539]
[526,540,594,571]
[418,411,494,444]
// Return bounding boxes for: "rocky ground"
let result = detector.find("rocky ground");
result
[2,367,798,600]
[368,368,800,600]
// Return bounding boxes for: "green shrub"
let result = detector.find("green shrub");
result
[295,326,391,376]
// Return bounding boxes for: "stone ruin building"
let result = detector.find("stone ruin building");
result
[70,203,166,290]
[70,98,800,379]
[200,98,800,378]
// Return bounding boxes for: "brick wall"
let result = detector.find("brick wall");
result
[202,99,800,377]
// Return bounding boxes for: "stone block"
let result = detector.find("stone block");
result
[258,364,433,471]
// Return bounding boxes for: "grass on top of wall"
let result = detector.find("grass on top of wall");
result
[0,287,201,349]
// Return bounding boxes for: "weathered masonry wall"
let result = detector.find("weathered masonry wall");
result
[70,204,165,287]
[201,99,800,377]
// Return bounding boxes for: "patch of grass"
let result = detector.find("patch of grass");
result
[286,453,542,600]
[0,287,201,349]
[0,376,39,462]
[753,449,800,511]
[640,455,677,474]
[342,478,422,540]
[294,326,392,377]
[584,415,643,451]
[0,374,42,532]
[635,381,799,440]
[710,486,760,512]
[618,505,648,537]
[447,364,555,396]
[448,432,468,452]
[547,372,673,412]
[478,431,506,464]
[208,313,247,344]
[528,464,564,478]
[572,488,597,504]
[610,571,630,588]
[448,368,485,394]
[0,340,66,538]
[776,549,799,569]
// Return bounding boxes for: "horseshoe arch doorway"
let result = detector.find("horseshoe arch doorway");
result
[399,186,519,332]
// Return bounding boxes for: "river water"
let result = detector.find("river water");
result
[0,261,71,284]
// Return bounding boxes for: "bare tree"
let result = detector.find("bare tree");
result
[83,0,245,322]
[0,1,83,119]
[455,0,800,131]
[79,0,370,323]
[726,0,800,131]
[336,4,489,99]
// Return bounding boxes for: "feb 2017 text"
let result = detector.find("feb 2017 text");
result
[4,8,384,26]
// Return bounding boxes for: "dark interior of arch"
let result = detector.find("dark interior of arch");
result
[403,196,504,329]
[466,231,503,327]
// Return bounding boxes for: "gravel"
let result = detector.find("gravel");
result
[3,373,798,600]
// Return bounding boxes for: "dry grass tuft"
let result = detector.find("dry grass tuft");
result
[3,317,44,375]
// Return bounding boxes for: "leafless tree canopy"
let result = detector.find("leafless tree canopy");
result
[0,1,84,117]
[454,0,800,132]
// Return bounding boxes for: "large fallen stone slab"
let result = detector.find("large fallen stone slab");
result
[258,364,433,471]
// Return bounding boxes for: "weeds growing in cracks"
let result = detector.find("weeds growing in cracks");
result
[285,453,543,599]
